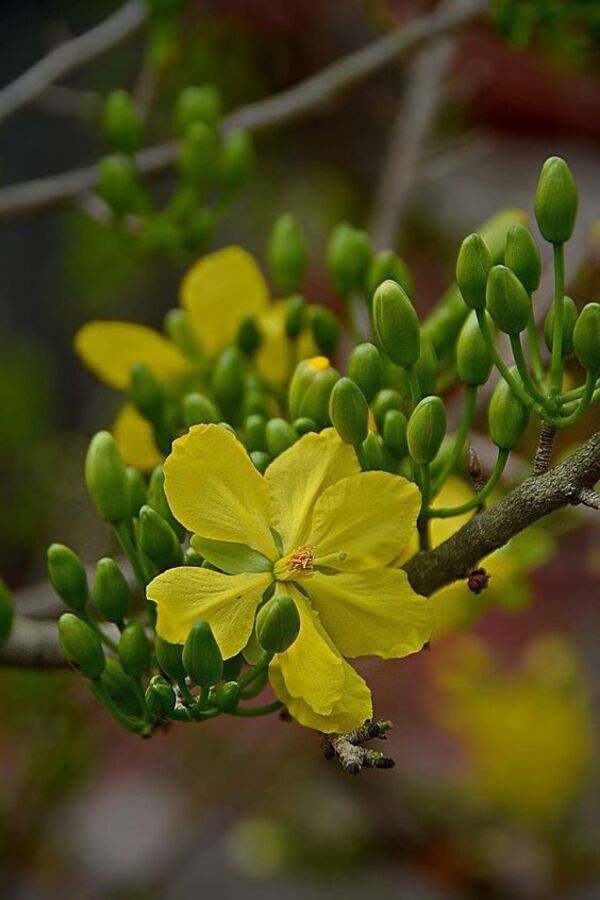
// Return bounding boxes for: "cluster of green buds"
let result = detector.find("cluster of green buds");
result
[96,81,255,254]
[48,430,301,735]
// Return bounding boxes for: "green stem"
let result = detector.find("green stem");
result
[557,370,597,428]
[432,385,477,494]
[559,375,600,403]
[550,242,565,396]
[526,309,545,385]
[476,310,546,417]
[509,332,546,403]
[406,366,421,407]
[231,700,283,717]
[177,677,195,706]
[238,651,273,689]
[90,679,147,735]
[562,382,600,415]
[240,668,268,699]
[114,521,148,596]
[80,612,119,654]
[426,448,509,519]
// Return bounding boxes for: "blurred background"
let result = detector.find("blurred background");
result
[0,1,599,897]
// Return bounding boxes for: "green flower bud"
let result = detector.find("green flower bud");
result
[211,680,241,712]
[573,302,600,373]
[288,357,339,427]
[413,335,439,398]
[505,224,541,293]
[243,390,271,419]
[372,388,405,434]
[103,90,141,154]
[310,305,340,357]
[266,418,299,457]
[47,543,88,610]
[182,620,223,687]
[58,613,105,679]
[456,233,493,310]
[85,431,130,523]
[267,214,308,294]
[118,622,151,678]
[360,431,384,471]
[145,674,176,719]
[372,279,421,368]
[129,363,164,423]
[250,450,271,473]
[407,396,447,465]
[93,558,131,624]
[382,409,408,460]
[96,154,138,215]
[534,156,578,244]
[222,654,243,681]
[184,546,204,566]
[179,122,217,189]
[245,414,267,452]
[457,311,494,386]
[138,505,183,571]
[126,467,147,519]
[326,224,372,294]
[488,373,530,449]
[182,392,220,428]
[285,294,306,339]
[220,128,255,190]
[155,635,186,682]
[212,347,245,421]
[237,315,262,356]
[543,296,578,357]
[182,207,215,254]
[366,250,413,300]
[0,578,14,645]
[175,85,221,133]
[328,377,368,446]
[101,657,144,718]
[164,309,202,361]
[347,342,383,403]
[256,593,300,653]
[293,417,319,435]
[148,465,185,541]
[486,265,531,334]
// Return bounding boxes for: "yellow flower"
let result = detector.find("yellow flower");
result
[146,425,433,733]
[74,246,313,469]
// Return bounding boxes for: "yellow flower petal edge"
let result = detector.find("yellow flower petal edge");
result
[307,569,433,660]
[147,566,271,658]
[274,586,345,715]
[74,321,190,390]
[265,428,358,553]
[181,246,269,356]
[309,471,421,571]
[163,424,277,559]
[113,403,163,472]
[269,655,373,734]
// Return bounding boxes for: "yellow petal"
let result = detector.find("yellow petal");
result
[269,655,372,734]
[265,429,358,553]
[147,566,271,656]
[275,586,345,715]
[74,321,190,390]
[164,424,276,558]
[181,246,269,356]
[309,471,421,570]
[113,403,163,471]
[307,569,432,659]
[255,301,291,384]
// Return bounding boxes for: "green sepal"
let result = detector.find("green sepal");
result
[183,620,223,688]
[256,593,300,653]
[145,674,176,719]
[96,154,138,215]
[211,681,241,712]
[293,417,319,435]
[190,536,273,575]
[164,308,202,361]
[285,295,305,339]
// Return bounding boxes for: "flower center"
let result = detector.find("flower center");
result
[273,545,315,581]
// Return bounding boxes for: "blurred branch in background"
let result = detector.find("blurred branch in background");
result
[0,0,489,223]
[0,0,147,125]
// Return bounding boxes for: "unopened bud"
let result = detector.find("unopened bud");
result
[103,89,141,154]
[288,356,339,427]
[220,129,255,190]
[93,558,131,624]
[182,620,223,687]
[250,450,271,473]
[174,85,221,133]
[118,622,151,678]
[456,233,493,310]
[179,122,217,189]
[457,311,494,386]
[534,156,578,244]
[382,409,408,460]
[138,505,183,571]
[292,417,318,435]
[96,154,138,215]
[58,613,105,679]
[267,214,308,294]
[328,377,368,446]
[326,224,372,295]
[360,431,384,471]
[47,543,88,611]
[212,347,245,421]
[413,335,439,397]
[486,265,531,334]
[148,465,185,541]
[505,224,541,293]
[145,674,176,718]
[373,279,421,368]
[237,315,262,356]
[244,414,267,452]
[129,363,164,423]
[155,635,186,682]
[285,294,305,339]
[265,418,299,457]
[256,593,300,653]
[182,392,220,427]
[366,250,413,299]
[573,302,600,373]
[101,657,144,718]
[126,467,147,518]
[85,431,130,523]
[347,342,383,402]
[543,296,578,357]
[488,372,530,449]
[310,305,341,357]
[372,388,405,434]
[407,396,447,464]
[211,680,241,712]
[164,309,202,360]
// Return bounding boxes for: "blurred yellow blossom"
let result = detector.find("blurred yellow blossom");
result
[147,425,432,732]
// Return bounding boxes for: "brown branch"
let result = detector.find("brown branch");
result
[0,616,64,668]
[0,1,147,125]
[403,430,600,596]
[0,0,488,223]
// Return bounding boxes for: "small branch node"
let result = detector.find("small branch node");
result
[533,422,556,476]
[578,487,600,510]
[321,720,395,773]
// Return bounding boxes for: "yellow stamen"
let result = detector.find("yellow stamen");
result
[274,545,315,581]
